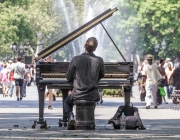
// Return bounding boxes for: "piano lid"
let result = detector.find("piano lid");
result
[35,7,118,61]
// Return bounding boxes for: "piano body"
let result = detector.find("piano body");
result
[33,7,134,128]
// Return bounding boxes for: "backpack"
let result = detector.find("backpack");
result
[107,103,145,130]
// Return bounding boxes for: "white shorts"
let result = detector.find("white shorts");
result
[45,86,55,93]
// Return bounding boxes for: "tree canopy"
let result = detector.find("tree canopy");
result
[0,0,180,61]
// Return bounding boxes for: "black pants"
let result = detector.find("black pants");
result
[64,94,74,115]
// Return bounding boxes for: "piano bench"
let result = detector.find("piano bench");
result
[73,100,96,130]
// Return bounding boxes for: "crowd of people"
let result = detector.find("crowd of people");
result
[137,55,180,109]
[0,57,36,100]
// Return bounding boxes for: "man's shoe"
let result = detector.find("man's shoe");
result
[68,117,75,130]
[146,106,150,109]
[20,97,23,100]
[17,98,19,101]
[100,100,103,104]
[67,112,75,130]
[48,105,53,110]
[154,106,158,109]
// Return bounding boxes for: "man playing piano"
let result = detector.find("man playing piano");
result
[64,37,105,130]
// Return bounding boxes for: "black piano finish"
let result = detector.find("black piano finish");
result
[35,61,133,125]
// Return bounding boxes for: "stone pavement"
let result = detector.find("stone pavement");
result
[0,84,180,140]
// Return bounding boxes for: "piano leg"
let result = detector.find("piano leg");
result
[58,89,68,127]
[32,85,46,129]
[124,86,132,106]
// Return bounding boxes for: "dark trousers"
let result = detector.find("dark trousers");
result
[64,94,74,115]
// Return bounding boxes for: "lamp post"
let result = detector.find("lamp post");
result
[161,39,166,58]
[10,43,25,62]
[10,43,18,61]
[19,44,24,56]
[154,44,159,60]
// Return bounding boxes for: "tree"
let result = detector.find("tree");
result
[0,0,34,57]
[130,0,180,59]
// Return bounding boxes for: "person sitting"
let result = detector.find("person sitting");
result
[64,37,105,130]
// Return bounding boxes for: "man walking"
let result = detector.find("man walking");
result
[64,37,105,130]
[141,54,162,109]
[11,56,25,101]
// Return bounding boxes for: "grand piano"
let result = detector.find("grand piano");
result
[32,7,134,128]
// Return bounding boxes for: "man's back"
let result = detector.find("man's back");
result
[66,52,104,101]
[13,62,25,79]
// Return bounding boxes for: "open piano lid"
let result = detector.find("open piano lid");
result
[35,7,118,61]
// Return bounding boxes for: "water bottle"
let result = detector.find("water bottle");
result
[120,112,126,130]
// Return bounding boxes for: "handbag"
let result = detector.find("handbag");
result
[107,103,145,130]
[158,86,166,97]
[140,87,146,101]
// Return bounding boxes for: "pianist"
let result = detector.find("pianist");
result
[64,37,105,130]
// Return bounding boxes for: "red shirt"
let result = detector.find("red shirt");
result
[9,71,15,81]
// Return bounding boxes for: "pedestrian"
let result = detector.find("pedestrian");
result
[170,62,180,90]
[158,59,168,103]
[11,56,25,101]
[44,56,54,109]
[26,65,31,86]
[30,64,36,85]
[165,63,174,99]
[136,63,143,93]
[7,60,15,97]
[64,37,105,130]
[8,69,15,97]
[164,58,173,69]
[141,54,162,109]
[0,62,4,72]
[22,65,29,97]
[97,89,103,104]
[0,63,10,97]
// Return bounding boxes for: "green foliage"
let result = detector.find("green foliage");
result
[0,0,58,57]
[1,0,180,61]
[103,89,123,97]
[130,0,180,59]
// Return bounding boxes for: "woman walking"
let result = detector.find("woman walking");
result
[158,59,168,103]
[165,63,174,99]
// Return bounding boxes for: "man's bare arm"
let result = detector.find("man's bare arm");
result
[141,75,146,87]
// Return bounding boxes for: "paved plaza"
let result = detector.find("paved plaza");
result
[0,84,180,139]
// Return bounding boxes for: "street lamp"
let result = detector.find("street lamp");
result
[10,43,18,61]
[161,39,167,58]
[19,44,24,55]
[161,39,166,50]
[154,44,159,60]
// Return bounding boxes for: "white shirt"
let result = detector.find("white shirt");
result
[142,63,162,85]
[12,62,25,79]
